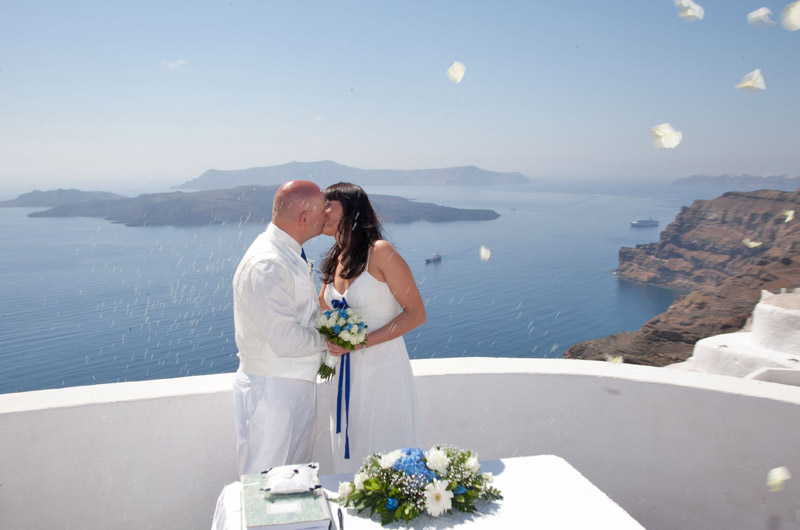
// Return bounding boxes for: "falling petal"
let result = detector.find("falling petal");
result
[743,238,763,248]
[479,246,491,262]
[605,354,624,364]
[735,69,766,91]
[747,7,776,28]
[446,61,466,84]
[782,1,800,31]
[650,123,683,149]
[674,0,704,22]
[767,466,791,491]
[784,210,795,223]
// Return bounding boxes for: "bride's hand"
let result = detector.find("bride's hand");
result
[326,340,348,356]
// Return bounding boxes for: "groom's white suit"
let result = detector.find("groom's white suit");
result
[232,198,326,476]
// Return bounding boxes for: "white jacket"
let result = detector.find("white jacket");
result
[233,223,325,381]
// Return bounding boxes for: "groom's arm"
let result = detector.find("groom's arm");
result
[239,257,325,358]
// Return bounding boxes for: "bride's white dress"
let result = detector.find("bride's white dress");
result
[323,269,420,474]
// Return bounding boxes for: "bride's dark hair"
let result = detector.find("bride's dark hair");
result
[321,182,384,284]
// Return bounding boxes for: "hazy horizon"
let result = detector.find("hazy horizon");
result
[2,1,799,195]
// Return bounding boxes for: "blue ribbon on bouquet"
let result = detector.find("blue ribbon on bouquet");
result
[333,297,351,460]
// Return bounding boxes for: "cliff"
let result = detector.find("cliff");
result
[616,189,800,291]
[564,253,800,366]
[27,185,500,227]
[565,188,800,366]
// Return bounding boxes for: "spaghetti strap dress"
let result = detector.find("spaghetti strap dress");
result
[323,260,421,474]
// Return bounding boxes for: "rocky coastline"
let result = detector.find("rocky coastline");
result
[565,188,800,366]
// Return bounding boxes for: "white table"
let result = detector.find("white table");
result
[212,455,646,529]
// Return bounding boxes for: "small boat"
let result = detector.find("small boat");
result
[630,217,659,227]
[425,253,442,264]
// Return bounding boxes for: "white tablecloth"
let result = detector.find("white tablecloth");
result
[212,455,646,529]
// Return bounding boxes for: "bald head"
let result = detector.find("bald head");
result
[272,180,326,244]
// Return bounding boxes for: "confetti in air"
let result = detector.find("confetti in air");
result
[650,123,683,149]
[784,210,795,223]
[767,466,792,492]
[446,61,466,84]
[735,69,766,91]
[743,238,763,248]
[479,246,491,262]
[747,7,776,28]
[674,0,704,22]
[605,354,624,364]
[782,1,800,31]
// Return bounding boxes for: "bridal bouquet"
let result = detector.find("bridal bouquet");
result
[316,303,367,381]
[335,446,502,526]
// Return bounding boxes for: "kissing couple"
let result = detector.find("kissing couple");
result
[231,180,426,476]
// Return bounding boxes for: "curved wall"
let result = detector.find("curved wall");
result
[1,358,799,530]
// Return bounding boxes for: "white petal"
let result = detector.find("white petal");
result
[650,123,683,149]
[743,238,763,248]
[674,0,704,21]
[767,466,791,491]
[446,61,466,84]
[479,246,491,262]
[747,7,775,28]
[784,210,795,223]
[735,69,767,91]
[782,1,800,31]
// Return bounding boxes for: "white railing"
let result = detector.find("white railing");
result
[1,358,799,530]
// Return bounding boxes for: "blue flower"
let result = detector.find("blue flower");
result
[386,497,399,510]
[344,324,352,331]
[393,448,435,482]
[454,485,467,495]
[333,325,341,333]
[339,309,348,319]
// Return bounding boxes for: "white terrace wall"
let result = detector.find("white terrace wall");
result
[1,358,799,530]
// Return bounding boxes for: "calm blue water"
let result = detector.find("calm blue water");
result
[0,184,694,394]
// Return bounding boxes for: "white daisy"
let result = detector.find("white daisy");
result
[424,480,454,517]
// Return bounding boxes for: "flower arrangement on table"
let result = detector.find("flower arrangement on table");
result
[316,299,367,381]
[335,446,503,526]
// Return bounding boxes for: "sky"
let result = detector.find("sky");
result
[1,0,798,195]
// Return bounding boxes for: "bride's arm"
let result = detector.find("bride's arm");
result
[359,240,426,350]
[318,283,332,311]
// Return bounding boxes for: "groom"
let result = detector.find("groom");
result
[232,180,328,476]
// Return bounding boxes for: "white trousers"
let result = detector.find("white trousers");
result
[233,370,316,476]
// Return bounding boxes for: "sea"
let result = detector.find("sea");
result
[0,182,717,394]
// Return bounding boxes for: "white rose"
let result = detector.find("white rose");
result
[466,456,480,474]
[357,333,366,343]
[327,315,338,327]
[337,317,346,326]
[340,331,351,341]
[348,334,359,345]
[379,449,403,469]
[354,472,368,490]
[426,448,449,475]
[338,481,354,498]
[315,314,326,327]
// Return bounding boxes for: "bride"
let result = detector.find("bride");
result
[319,182,426,473]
